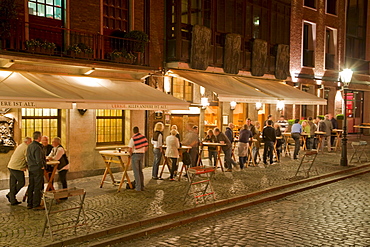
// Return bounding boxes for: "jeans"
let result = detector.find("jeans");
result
[152,148,162,178]
[132,153,145,191]
[8,168,25,204]
[169,158,178,179]
[58,169,68,189]
[291,133,301,158]
[27,169,44,207]
[224,148,237,169]
[306,137,314,150]
[263,141,274,164]
[208,150,218,167]
[253,146,260,163]
[321,136,331,151]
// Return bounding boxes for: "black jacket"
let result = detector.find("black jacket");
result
[27,141,46,171]
[262,126,276,142]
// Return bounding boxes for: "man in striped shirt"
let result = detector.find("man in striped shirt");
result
[128,126,149,191]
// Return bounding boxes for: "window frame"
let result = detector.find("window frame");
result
[171,77,193,102]
[302,21,316,68]
[28,0,63,20]
[326,0,337,16]
[96,110,125,145]
[103,0,129,32]
[21,108,61,139]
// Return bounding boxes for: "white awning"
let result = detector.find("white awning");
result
[235,77,327,105]
[0,71,189,110]
[169,69,276,103]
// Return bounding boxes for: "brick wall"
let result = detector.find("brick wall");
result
[69,0,101,34]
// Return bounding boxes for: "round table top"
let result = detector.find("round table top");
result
[315,131,326,135]
[162,145,192,150]
[99,150,130,156]
[46,160,60,165]
[201,142,227,146]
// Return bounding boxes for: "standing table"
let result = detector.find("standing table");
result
[44,160,60,191]
[198,142,226,171]
[159,145,192,180]
[300,132,309,150]
[354,125,370,139]
[315,131,326,152]
[332,129,343,151]
[99,150,132,192]
[282,132,292,156]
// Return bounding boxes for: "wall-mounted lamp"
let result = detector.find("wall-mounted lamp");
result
[201,97,209,109]
[255,102,262,111]
[164,76,171,94]
[230,101,237,110]
[78,109,88,115]
[200,86,205,96]
[277,101,285,111]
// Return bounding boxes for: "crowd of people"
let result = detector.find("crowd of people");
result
[6,131,69,209]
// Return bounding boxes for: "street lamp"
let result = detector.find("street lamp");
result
[339,68,353,166]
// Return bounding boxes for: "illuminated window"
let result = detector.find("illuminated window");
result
[103,0,129,31]
[21,109,60,139]
[28,0,63,20]
[172,77,193,102]
[96,110,124,144]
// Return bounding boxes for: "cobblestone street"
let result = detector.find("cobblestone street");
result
[123,172,370,247]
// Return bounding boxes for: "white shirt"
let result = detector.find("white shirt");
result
[48,146,69,170]
[151,133,163,149]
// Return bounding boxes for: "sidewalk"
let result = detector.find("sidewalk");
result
[1,135,369,247]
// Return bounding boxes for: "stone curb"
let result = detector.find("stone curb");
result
[44,163,370,247]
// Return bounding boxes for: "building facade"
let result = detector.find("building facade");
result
[0,0,173,188]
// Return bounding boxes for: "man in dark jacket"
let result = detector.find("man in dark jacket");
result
[225,123,234,143]
[214,128,237,172]
[26,131,46,210]
[262,120,276,165]
[329,114,338,146]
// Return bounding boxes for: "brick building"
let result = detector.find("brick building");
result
[0,0,182,188]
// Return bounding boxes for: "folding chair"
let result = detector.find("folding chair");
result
[183,166,215,205]
[350,141,369,163]
[293,150,318,179]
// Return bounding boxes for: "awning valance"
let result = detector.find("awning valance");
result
[170,69,276,103]
[0,71,189,110]
[234,77,327,105]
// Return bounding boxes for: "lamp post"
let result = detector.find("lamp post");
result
[339,69,353,166]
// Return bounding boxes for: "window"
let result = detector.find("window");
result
[103,0,129,31]
[21,109,60,139]
[172,77,193,102]
[325,28,337,70]
[326,0,337,15]
[302,22,315,67]
[96,110,124,144]
[28,0,62,20]
[304,0,316,8]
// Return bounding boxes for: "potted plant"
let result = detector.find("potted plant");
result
[40,41,56,55]
[67,43,93,59]
[124,30,148,64]
[109,49,136,64]
[25,39,41,53]
[336,114,344,129]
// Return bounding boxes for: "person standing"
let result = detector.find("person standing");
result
[165,130,180,181]
[238,124,253,169]
[151,122,164,180]
[264,115,274,127]
[274,123,283,162]
[301,120,311,151]
[277,115,288,133]
[128,126,149,191]
[307,117,317,150]
[322,115,333,152]
[171,125,181,143]
[262,120,276,166]
[291,119,302,160]
[47,137,69,190]
[329,113,338,146]
[27,131,46,210]
[214,128,236,172]
[203,129,217,167]
[253,121,262,164]
[182,125,200,167]
[225,123,234,143]
[41,136,53,176]
[6,137,32,205]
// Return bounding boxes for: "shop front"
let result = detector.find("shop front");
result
[0,71,189,188]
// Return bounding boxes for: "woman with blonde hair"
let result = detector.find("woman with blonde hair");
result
[151,122,164,180]
[165,129,180,181]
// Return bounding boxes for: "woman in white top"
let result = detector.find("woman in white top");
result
[165,129,180,181]
[47,137,69,191]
